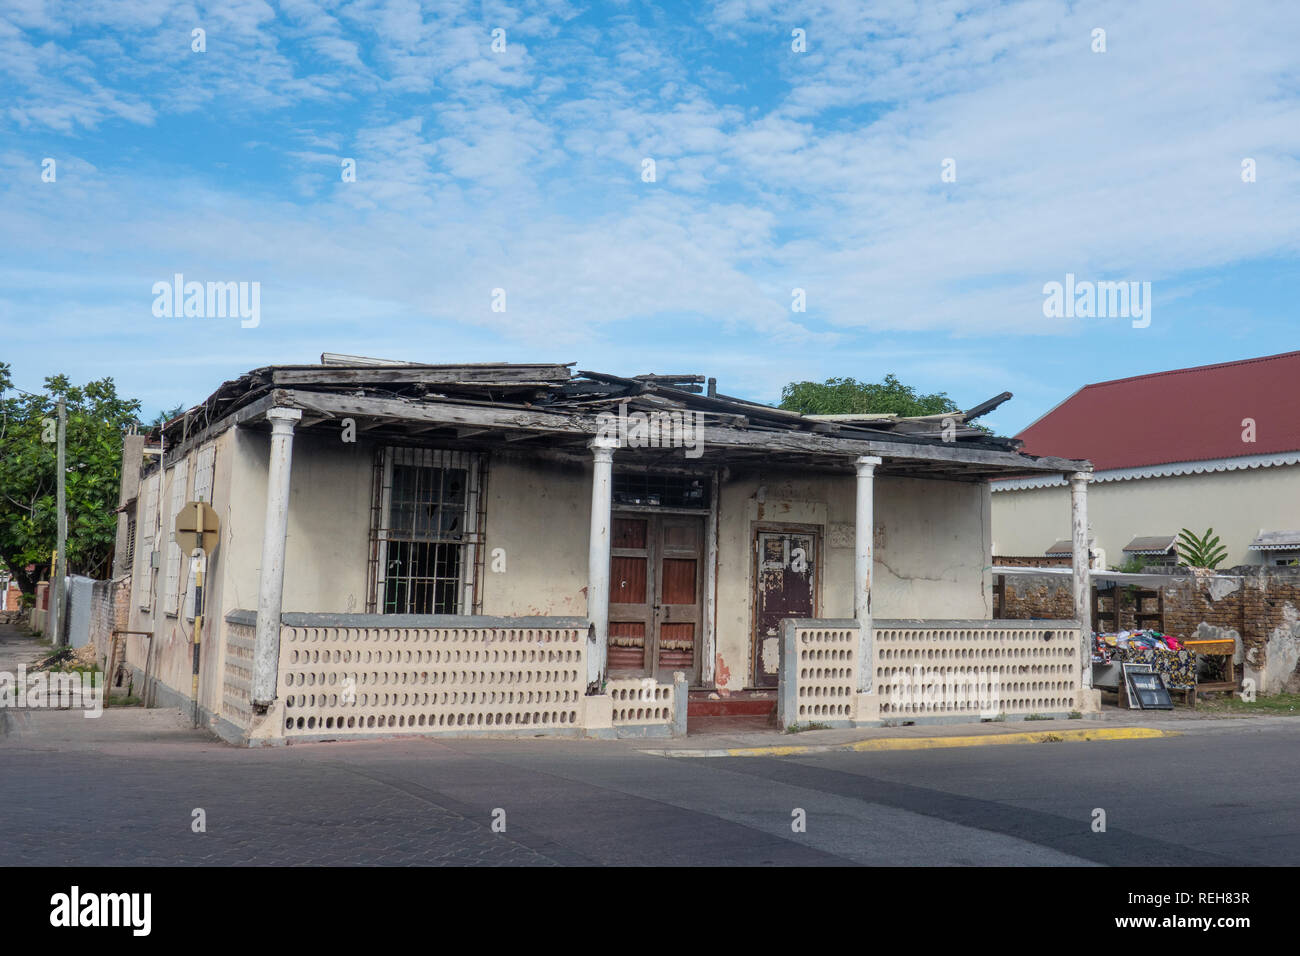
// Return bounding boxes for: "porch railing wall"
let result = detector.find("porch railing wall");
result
[873,619,1082,719]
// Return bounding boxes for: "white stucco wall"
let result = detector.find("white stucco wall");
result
[479,453,589,618]
[124,429,238,717]
[992,463,1300,567]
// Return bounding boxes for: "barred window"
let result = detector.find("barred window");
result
[369,448,485,615]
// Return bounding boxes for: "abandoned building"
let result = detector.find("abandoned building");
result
[112,355,1097,744]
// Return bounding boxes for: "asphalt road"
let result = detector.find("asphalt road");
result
[2,713,1297,866]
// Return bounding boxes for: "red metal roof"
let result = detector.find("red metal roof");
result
[1016,351,1300,471]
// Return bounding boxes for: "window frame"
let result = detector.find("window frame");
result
[368,447,485,615]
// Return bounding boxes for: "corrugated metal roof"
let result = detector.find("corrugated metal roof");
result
[1016,351,1300,471]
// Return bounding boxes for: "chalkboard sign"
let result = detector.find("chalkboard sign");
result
[1123,663,1173,710]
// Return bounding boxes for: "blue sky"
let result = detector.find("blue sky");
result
[1,0,1297,436]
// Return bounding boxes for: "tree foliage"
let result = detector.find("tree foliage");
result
[779,374,962,418]
[0,363,142,594]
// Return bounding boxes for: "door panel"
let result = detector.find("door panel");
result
[613,517,647,549]
[611,556,648,604]
[607,512,704,683]
[660,559,697,604]
[608,621,646,671]
[752,529,819,688]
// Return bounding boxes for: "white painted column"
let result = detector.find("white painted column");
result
[1070,470,1093,689]
[586,436,618,688]
[855,455,882,692]
[252,407,302,706]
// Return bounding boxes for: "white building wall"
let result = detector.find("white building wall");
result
[992,463,1300,567]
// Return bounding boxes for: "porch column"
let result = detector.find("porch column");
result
[252,407,302,707]
[586,436,618,688]
[1070,470,1093,689]
[855,455,882,692]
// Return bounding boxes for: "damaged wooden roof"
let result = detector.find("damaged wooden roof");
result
[157,356,1091,480]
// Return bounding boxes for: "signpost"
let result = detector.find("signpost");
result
[175,502,219,726]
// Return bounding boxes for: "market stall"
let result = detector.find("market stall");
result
[993,566,1241,708]
[1091,630,1197,706]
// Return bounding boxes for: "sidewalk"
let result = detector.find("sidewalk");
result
[0,619,48,676]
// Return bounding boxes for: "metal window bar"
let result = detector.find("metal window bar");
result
[367,447,485,614]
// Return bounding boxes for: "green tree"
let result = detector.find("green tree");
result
[1176,528,1229,570]
[779,374,962,418]
[0,363,142,595]
[151,404,185,428]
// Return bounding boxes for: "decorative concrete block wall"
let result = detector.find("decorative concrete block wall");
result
[873,620,1081,719]
[778,619,859,729]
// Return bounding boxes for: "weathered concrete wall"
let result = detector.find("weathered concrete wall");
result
[714,467,991,692]
[224,429,373,618]
[123,429,245,719]
[480,452,589,618]
[992,463,1300,568]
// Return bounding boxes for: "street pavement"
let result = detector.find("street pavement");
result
[3,618,1296,867]
[2,699,1297,865]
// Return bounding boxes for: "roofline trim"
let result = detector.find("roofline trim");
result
[992,450,1300,491]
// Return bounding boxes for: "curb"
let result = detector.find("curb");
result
[643,726,1174,758]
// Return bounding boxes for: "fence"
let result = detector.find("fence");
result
[873,620,1082,719]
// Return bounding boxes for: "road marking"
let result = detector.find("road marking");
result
[642,727,1174,758]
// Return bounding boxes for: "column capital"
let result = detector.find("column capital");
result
[1068,470,1092,485]
[588,435,619,459]
[266,406,303,429]
[855,455,883,473]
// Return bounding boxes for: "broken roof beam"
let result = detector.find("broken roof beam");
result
[847,438,1089,474]
[273,388,598,437]
[633,374,705,393]
[272,365,572,386]
[962,391,1013,422]
[804,413,900,422]
[321,353,412,367]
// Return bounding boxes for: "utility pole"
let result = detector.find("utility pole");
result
[50,397,67,647]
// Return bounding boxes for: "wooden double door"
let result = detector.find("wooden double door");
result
[608,512,704,684]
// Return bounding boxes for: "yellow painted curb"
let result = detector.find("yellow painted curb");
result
[649,726,1174,759]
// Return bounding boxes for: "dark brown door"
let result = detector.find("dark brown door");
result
[608,513,704,684]
[752,529,818,688]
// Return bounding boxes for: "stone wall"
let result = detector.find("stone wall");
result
[996,566,1300,695]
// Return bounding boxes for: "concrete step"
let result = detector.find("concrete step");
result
[687,714,778,736]
[688,689,776,718]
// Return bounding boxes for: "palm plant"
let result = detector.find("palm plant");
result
[1176,528,1228,569]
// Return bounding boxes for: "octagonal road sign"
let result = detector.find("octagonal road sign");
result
[174,501,220,554]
